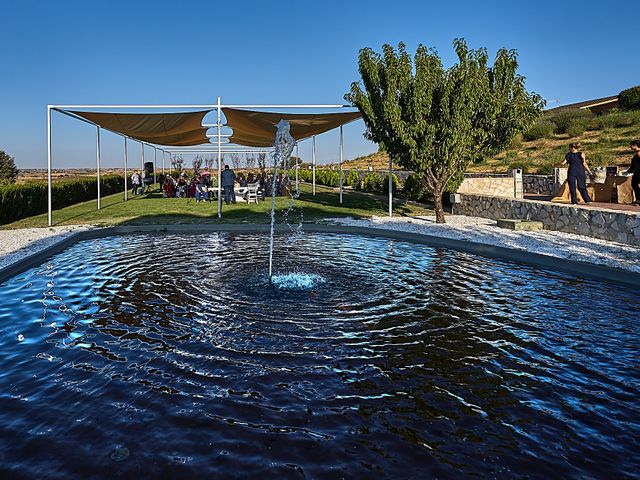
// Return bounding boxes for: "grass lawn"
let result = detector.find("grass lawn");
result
[2,183,434,229]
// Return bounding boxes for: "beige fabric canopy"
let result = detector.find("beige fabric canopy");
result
[222,108,361,147]
[69,110,211,146]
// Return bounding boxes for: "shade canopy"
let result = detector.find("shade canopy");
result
[223,108,361,147]
[68,110,211,146]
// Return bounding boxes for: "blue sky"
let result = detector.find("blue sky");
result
[1,0,638,169]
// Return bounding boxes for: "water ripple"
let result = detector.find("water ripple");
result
[0,232,638,479]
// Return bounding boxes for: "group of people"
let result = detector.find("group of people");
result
[129,170,149,196]
[144,166,294,205]
[562,140,640,205]
[162,171,212,202]
[220,165,291,204]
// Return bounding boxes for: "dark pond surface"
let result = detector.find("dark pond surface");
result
[0,232,638,479]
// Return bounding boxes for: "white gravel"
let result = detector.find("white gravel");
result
[328,215,640,273]
[0,215,638,274]
[0,226,90,271]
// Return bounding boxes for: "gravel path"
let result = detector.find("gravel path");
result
[0,226,90,271]
[329,215,640,273]
[0,216,638,274]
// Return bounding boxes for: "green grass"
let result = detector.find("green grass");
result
[2,183,433,229]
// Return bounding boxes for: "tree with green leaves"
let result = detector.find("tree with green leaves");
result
[346,39,544,222]
[0,150,19,185]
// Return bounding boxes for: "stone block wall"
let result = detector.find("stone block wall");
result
[523,175,554,195]
[452,194,640,246]
[456,175,515,198]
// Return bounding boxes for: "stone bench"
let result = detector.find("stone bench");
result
[497,219,544,231]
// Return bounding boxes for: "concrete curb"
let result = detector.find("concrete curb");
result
[0,223,638,288]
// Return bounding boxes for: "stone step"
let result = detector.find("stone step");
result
[497,219,544,231]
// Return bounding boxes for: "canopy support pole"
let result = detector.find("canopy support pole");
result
[312,135,316,196]
[217,97,222,218]
[96,126,101,210]
[295,143,299,195]
[124,137,128,201]
[388,155,393,217]
[162,150,165,177]
[339,126,343,204]
[141,142,146,194]
[154,147,157,188]
[47,106,52,226]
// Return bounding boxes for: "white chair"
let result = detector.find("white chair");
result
[246,183,259,204]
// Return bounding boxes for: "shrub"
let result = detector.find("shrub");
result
[346,169,361,189]
[536,162,555,175]
[403,173,426,201]
[509,133,523,149]
[0,150,18,185]
[618,85,640,110]
[585,152,614,168]
[0,175,124,225]
[593,110,640,129]
[507,161,530,173]
[523,120,555,141]
[361,172,383,192]
[382,173,399,194]
[548,109,594,135]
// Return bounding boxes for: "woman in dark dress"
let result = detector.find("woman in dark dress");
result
[626,140,640,205]
[563,142,592,204]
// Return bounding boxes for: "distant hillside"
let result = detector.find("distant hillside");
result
[334,108,640,175]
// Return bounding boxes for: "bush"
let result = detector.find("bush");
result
[585,152,614,168]
[0,175,124,225]
[536,162,556,175]
[618,85,640,110]
[403,173,425,201]
[593,110,640,129]
[0,150,18,185]
[548,109,594,135]
[507,161,530,173]
[523,120,555,141]
[361,172,383,192]
[382,173,399,194]
[346,169,361,189]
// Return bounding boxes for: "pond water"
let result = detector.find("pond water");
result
[0,232,638,479]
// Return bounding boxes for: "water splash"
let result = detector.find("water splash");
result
[270,273,325,290]
[268,119,297,280]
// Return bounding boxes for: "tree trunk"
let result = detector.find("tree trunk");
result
[433,182,446,223]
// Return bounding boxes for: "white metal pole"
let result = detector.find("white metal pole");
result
[388,155,393,217]
[162,150,165,177]
[96,126,101,210]
[295,143,299,194]
[154,147,157,187]
[339,126,343,204]
[217,96,222,218]
[47,106,52,226]
[140,142,145,194]
[312,135,316,196]
[124,137,128,201]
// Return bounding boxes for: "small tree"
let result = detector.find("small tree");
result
[230,153,241,170]
[0,150,18,185]
[346,39,544,222]
[257,152,267,171]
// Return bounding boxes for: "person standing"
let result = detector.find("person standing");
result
[563,143,592,204]
[220,165,236,205]
[626,140,640,205]
[131,170,141,196]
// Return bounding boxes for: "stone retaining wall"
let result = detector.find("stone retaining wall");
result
[452,194,640,246]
